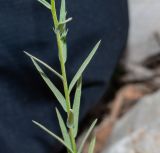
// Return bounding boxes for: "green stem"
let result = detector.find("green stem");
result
[51,0,77,152]
[57,33,71,113]
[51,0,59,28]
[69,128,77,153]
[51,0,70,113]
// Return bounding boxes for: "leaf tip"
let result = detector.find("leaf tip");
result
[94,118,98,124]
[98,40,101,45]
[37,0,51,10]
[55,107,59,113]
[23,50,28,55]
[24,51,32,58]
[32,120,37,125]
[32,120,41,128]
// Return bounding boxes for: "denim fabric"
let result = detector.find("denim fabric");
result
[0,0,128,153]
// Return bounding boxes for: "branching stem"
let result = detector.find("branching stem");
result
[51,0,77,152]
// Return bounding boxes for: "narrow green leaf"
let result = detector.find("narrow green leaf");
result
[30,57,67,112]
[78,119,98,153]
[55,108,72,148]
[73,76,82,138]
[32,120,73,153]
[59,0,66,22]
[59,0,68,63]
[69,41,101,93]
[62,42,67,64]
[37,0,51,10]
[57,18,72,34]
[67,109,74,128]
[59,18,72,25]
[88,137,96,153]
[24,51,63,80]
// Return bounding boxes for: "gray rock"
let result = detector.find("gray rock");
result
[127,0,160,64]
[121,0,160,83]
[102,90,160,153]
[106,122,160,153]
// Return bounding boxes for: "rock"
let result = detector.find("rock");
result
[127,0,160,64]
[102,90,160,153]
[100,1,160,152]
[105,122,160,153]
[121,0,160,92]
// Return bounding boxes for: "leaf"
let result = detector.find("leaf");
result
[62,41,67,64]
[32,120,73,153]
[67,109,74,128]
[30,57,67,112]
[69,41,101,93]
[88,137,96,153]
[59,0,69,63]
[55,108,72,148]
[59,18,72,25]
[73,76,82,138]
[57,18,72,35]
[24,51,63,80]
[59,0,66,22]
[37,0,51,9]
[78,119,97,153]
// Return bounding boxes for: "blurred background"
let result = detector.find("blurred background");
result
[83,0,160,152]
[0,0,160,153]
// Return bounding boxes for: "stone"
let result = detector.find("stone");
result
[105,122,160,153]
[127,0,160,64]
[102,90,160,153]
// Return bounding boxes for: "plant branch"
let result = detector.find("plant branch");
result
[50,0,77,152]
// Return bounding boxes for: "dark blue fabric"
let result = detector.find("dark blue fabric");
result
[0,0,128,153]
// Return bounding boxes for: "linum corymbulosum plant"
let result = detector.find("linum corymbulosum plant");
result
[24,0,101,153]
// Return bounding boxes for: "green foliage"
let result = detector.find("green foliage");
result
[32,120,73,153]
[56,108,72,148]
[59,0,66,22]
[88,137,96,153]
[69,41,101,93]
[38,0,51,9]
[30,57,67,112]
[67,109,74,128]
[24,51,63,80]
[59,0,67,63]
[25,0,101,152]
[73,76,82,138]
[78,119,97,153]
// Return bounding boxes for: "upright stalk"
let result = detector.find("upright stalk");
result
[26,1,100,152]
[51,0,77,152]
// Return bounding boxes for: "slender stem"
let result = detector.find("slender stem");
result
[69,128,77,153]
[51,0,59,28]
[51,0,70,113]
[57,33,71,113]
[57,27,77,153]
[51,1,77,152]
